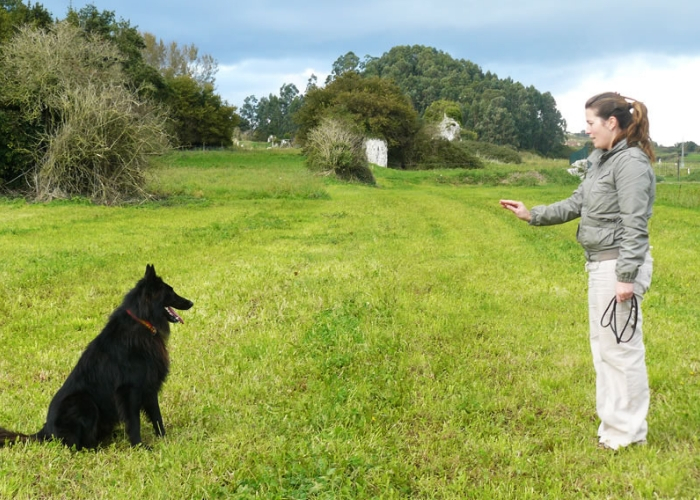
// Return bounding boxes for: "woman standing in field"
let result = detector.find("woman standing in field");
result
[500,92,656,450]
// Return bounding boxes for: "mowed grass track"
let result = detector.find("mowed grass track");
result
[1,149,699,499]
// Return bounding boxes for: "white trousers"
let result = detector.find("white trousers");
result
[586,253,653,450]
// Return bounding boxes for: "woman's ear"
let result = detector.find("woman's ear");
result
[606,116,619,131]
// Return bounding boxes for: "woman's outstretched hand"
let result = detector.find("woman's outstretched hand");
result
[499,200,532,222]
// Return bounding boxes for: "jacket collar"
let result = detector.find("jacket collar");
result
[599,138,629,164]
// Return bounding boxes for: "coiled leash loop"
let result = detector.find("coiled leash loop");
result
[601,295,638,344]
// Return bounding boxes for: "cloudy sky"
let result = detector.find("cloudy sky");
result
[37,0,700,146]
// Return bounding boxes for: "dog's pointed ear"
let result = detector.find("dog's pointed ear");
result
[145,264,156,280]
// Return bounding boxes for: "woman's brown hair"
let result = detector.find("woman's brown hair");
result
[585,92,655,162]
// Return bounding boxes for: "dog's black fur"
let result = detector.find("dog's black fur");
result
[0,265,193,450]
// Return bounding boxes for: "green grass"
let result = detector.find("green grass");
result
[1,149,699,498]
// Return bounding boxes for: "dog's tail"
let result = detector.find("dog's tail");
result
[0,427,43,447]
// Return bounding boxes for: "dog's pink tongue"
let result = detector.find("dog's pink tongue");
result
[167,307,184,323]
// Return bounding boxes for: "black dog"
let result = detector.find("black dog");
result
[0,264,193,450]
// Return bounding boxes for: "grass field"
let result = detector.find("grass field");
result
[1,148,700,499]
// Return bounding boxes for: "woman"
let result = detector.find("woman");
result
[500,92,656,450]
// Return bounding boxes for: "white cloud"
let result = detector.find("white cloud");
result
[216,59,329,108]
[554,54,700,146]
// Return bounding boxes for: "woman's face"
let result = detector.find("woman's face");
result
[585,108,616,150]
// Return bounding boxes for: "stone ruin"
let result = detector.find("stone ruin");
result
[266,135,292,148]
[567,159,587,179]
[365,138,388,167]
[437,113,461,141]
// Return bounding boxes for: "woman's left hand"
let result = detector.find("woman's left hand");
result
[616,282,635,302]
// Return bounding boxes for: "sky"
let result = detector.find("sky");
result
[35,0,700,146]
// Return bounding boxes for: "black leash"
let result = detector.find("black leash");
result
[601,295,638,344]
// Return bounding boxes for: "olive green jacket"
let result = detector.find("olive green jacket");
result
[529,139,655,282]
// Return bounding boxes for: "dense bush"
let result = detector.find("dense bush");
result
[461,140,522,164]
[0,106,39,188]
[544,142,578,159]
[685,170,700,182]
[303,118,375,185]
[396,126,483,170]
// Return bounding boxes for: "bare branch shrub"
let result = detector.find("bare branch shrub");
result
[304,118,375,185]
[1,22,126,123]
[35,84,170,204]
[0,22,170,203]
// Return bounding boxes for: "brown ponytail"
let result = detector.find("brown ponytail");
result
[585,92,655,162]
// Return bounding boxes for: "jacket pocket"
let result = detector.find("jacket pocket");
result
[576,223,616,250]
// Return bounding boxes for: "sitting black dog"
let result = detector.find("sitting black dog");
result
[0,265,193,450]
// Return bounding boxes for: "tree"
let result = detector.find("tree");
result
[138,31,238,148]
[423,99,463,124]
[363,45,484,114]
[239,95,258,131]
[141,32,218,87]
[326,51,360,84]
[475,96,517,146]
[167,76,238,148]
[305,74,318,93]
[241,83,303,141]
[295,71,419,164]
[0,0,53,184]
[676,141,697,154]
[0,0,52,43]
[65,5,167,100]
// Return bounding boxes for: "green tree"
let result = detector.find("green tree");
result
[65,4,167,100]
[0,0,52,42]
[167,76,238,148]
[0,0,53,184]
[363,45,484,114]
[0,105,41,185]
[241,83,303,141]
[239,95,258,131]
[475,96,517,146]
[423,99,463,124]
[138,30,237,147]
[326,51,360,83]
[295,71,419,165]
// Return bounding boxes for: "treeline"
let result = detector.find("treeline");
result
[0,1,238,201]
[241,47,568,158]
